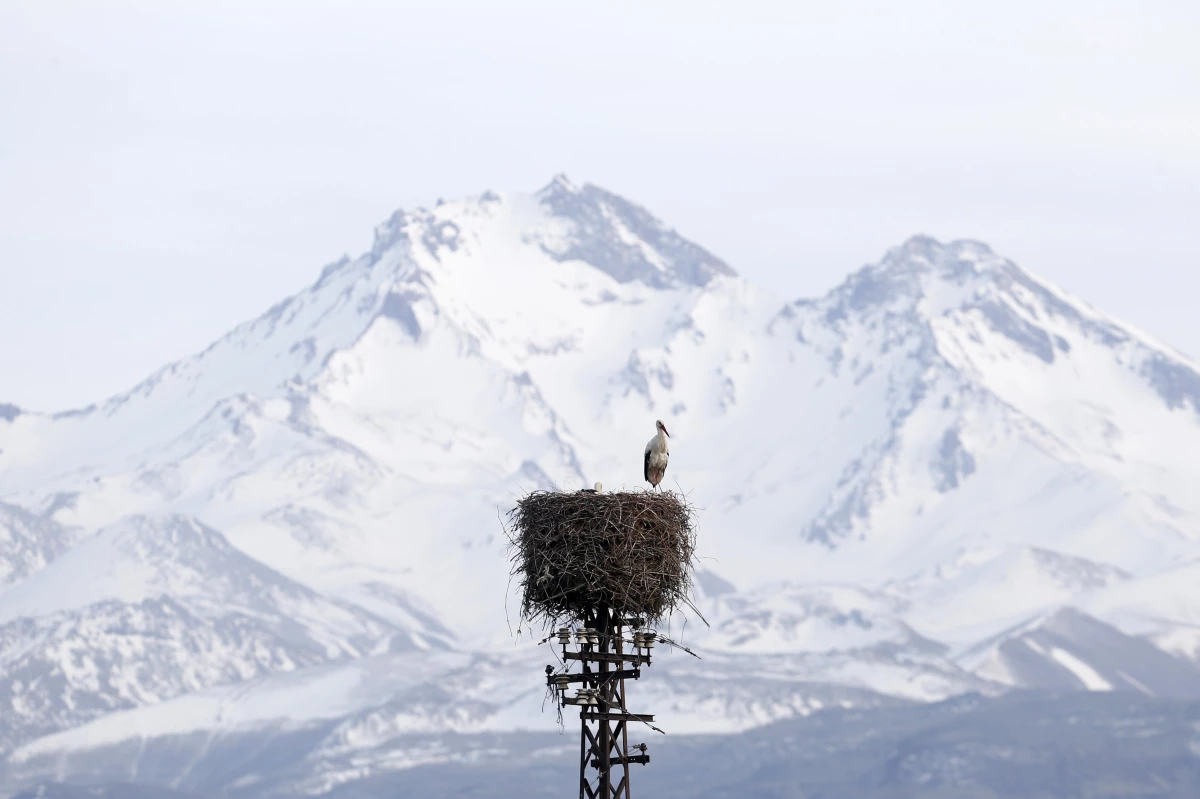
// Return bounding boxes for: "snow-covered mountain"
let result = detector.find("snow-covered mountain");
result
[2,175,1199,794]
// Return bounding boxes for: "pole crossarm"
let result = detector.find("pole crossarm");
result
[580,712,655,722]
[563,651,651,665]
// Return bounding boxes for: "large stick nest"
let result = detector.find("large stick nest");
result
[507,490,698,628]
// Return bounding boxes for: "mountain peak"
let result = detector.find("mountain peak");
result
[876,235,1005,283]
[536,172,581,197]
[887,234,993,261]
[816,234,1084,339]
[533,176,736,288]
[810,233,1200,403]
[365,176,734,291]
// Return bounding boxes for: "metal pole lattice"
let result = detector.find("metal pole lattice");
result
[549,607,653,799]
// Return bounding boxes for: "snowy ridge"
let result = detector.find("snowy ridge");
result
[0,502,80,589]
[963,608,1200,697]
[1,177,1200,793]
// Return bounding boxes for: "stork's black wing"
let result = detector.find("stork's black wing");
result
[643,447,651,482]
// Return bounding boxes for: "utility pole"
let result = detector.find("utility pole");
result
[512,487,693,798]
[548,607,656,798]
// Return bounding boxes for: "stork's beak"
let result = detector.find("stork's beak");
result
[662,425,670,438]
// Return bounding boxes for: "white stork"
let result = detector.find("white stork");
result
[643,419,670,490]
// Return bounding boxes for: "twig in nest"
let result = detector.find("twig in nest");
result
[653,634,702,659]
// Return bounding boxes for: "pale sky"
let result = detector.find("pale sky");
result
[1,0,1198,411]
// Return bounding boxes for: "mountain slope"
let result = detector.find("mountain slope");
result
[963,607,1200,698]
[0,515,443,752]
